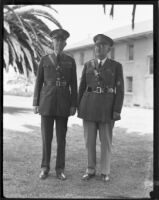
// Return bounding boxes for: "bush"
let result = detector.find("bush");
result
[4,75,35,97]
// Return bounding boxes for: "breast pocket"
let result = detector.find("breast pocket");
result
[86,69,95,83]
[43,64,51,76]
[101,68,115,85]
[61,64,72,81]
[43,64,56,79]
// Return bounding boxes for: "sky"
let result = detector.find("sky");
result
[49,4,153,46]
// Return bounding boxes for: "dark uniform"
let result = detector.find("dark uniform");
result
[33,29,77,177]
[33,53,77,117]
[78,58,124,122]
[78,34,124,179]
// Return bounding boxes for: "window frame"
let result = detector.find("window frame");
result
[110,47,115,60]
[147,55,153,75]
[126,76,133,93]
[79,51,84,65]
[127,43,134,61]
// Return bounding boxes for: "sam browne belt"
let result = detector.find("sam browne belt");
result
[86,86,115,94]
[44,80,68,87]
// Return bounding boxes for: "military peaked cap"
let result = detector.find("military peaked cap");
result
[93,34,113,46]
[50,29,70,40]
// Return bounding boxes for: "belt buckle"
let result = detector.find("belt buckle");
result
[109,88,114,93]
[96,87,102,93]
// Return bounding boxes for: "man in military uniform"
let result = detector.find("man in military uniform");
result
[33,29,77,180]
[78,34,124,182]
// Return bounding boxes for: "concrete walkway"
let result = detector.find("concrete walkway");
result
[3,95,153,134]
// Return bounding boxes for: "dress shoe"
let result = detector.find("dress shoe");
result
[39,169,49,179]
[82,173,95,181]
[101,174,110,182]
[56,172,67,180]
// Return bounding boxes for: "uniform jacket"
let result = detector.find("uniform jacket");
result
[78,58,124,123]
[33,52,77,117]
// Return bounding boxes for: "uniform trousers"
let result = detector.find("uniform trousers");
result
[83,120,114,175]
[41,115,68,173]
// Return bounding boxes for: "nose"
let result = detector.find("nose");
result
[57,38,64,43]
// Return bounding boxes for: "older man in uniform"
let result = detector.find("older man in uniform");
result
[33,29,77,180]
[78,34,124,182]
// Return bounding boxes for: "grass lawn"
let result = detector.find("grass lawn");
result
[3,96,153,199]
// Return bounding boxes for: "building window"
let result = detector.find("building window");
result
[128,44,134,60]
[80,52,84,65]
[148,56,153,74]
[110,47,115,59]
[126,76,133,92]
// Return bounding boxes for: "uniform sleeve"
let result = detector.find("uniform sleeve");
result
[33,57,44,106]
[70,59,78,107]
[113,63,124,113]
[78,64,87,107]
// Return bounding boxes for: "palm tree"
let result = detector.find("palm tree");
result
[103,4,136,29]
[3,5,62,78]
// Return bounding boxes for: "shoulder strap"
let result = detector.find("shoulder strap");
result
[48,54,56,66]
[93,60,108,86]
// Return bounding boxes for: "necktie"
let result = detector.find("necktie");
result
[56,54,61,81]
[56,54,60,65]
[98,61,102,69]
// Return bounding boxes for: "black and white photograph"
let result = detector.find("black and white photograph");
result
[2,2,159,199]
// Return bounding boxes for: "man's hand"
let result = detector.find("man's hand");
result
[70,107,76,116]
[33,106,39,114]
[113,111,121,121]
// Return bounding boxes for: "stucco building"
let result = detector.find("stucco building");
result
[65,20,153,108]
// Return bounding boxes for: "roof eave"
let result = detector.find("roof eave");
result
[65,31,153,52]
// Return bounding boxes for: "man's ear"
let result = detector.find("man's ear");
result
[63,41,67,48]
[107,46,112,53]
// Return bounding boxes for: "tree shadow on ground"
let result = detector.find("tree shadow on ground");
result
[3,110,153,198]
[3,106,33,115]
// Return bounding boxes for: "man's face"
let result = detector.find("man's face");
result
[52,37,66,54]
[94,42,111,60]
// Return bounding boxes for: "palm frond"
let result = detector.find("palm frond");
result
[132,5,136,29]
[3,40,9,69]
[20,50,28,78]
[21,18,38,41]
[5,5,33,44]
[110,5,114,18]
[8,35,22,62]
[103,5,106,14]
[9,5,58,14]
[21,13,51,34]
[42,5,58,13]
[4,20,10,34]
[21,45,34,73]
[30,11,62,29]
[102,5,136,29]
[7,39,17,66]
[4,5,24,14]
[8,5,62,28]
[7,38,22,74]
[3,5,61,76]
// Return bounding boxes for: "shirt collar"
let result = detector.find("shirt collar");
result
[53,51,62,57]
[97,57,107,65]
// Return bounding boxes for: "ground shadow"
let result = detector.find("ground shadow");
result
[3,106,153,198]
[3,106,33,115]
